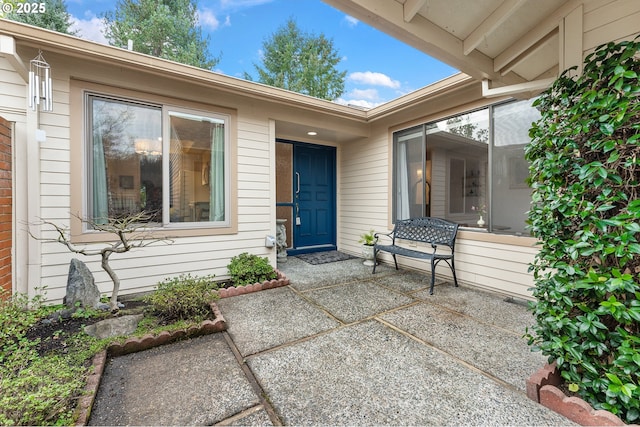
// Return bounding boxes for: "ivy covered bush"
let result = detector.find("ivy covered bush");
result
[525,38,640,423]
[227,252,277,286]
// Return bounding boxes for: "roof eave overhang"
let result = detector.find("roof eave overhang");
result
[0,19,369,123]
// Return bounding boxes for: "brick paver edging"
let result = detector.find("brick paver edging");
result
[215,270,290,298]
[527,363,636,426]
[74,269,290,425]
[74,302,227,426]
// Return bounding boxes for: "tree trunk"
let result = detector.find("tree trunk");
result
[102,250,121,311]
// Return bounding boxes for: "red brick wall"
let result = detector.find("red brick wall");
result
[0,117,12,299]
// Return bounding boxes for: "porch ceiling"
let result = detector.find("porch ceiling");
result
[276,120,364,144]
[322,0,583,87]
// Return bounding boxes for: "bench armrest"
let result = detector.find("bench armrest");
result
[374,231,393,244]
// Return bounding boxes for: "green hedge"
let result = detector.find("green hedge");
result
[525,38,640,423]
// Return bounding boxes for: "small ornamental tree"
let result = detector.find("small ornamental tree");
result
[34,212,171,311]
[525,38,640,423]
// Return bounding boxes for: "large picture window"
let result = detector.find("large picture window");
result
[393,98,539,235]
[87,94,229,227]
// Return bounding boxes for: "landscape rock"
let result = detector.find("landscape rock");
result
[84,314,144,339]
[64,258,101,309]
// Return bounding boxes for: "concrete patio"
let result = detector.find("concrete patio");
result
[89,256,574,426]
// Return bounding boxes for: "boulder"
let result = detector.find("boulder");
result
[65,258,101,309]
[84,314,144,339]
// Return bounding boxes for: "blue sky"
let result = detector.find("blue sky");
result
[66,0,458,108]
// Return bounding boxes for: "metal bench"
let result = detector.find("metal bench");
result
[372,217,459,294]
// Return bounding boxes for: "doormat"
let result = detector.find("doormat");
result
[296,251,356,265]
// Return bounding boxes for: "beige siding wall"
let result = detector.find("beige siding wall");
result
[338,119,539,299]
[4,49,278,304]
[338,123,389,256]
[583,0,640,49]
[338,84,543,300]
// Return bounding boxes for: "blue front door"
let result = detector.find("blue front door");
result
[291,143,336,254]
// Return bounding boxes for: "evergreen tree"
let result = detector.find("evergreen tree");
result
[6,0,76,35]
[246,19,346,101]
[102,0,219,70]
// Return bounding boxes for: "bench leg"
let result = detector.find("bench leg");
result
[429,258,437,295]
[450,259,459,287]
[392,254,398,270]
[372,248,378,274]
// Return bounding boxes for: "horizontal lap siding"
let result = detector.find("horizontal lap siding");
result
[36,77,275,303]
[339,123,390,255]
[339,118,538,299]
[583,0,640,50]
[372,238,536,299]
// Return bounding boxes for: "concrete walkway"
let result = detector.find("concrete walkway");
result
[89,257,574,426]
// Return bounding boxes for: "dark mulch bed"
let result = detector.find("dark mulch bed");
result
[25,299,149,356]
[26,315,104,356]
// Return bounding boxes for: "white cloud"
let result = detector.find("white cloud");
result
[198,8,221,30]
[344,15,359,27]
[350,88,379,101]
[70,15,108,45]
[334,97,381,109]
[349,71,400,89]
[334,87,385,109]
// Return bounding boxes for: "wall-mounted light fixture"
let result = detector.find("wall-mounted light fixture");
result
[28,50,53,112]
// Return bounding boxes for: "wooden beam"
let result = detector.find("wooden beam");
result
[403,0,427,22]
[500,28,558,76]
[559,4,583,74]
[322,0,518,83]
[463,0,527,55]
[494,0,583,73]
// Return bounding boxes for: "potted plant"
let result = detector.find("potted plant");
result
[359,229,377,266]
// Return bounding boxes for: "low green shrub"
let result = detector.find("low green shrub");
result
[143,274,219,323]
[0,290,47,368]
[526,38,640,423]
[0,289,103,426]
[227,252,277,286]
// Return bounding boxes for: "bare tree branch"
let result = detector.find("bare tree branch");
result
[30,211,173,311]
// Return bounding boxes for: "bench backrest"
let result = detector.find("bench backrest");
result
[392,217,458,248]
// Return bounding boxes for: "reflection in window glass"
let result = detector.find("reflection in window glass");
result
[393,100,538,235]
[89,96,162,223]
[393,127,424,220]
[169,112,225,223]
[87,94,229,228]
[492,99,540,235]
[430,109,489,225]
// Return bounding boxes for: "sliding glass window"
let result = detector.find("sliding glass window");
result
[86,94,229,228]
[393,99,539,235]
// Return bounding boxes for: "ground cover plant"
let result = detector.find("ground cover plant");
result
[0,273,221,426]
[0,289,108,426]
[227,252,277,286]
[525,38,640,423]
[0,252,278,426]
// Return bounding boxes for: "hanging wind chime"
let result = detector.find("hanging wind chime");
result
[28,50,53,112]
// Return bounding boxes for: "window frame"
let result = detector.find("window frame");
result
[70,80,237,243]
[391,99,535,237]
[163,106,231,228]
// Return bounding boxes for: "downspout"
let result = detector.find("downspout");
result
[481,78,556,98]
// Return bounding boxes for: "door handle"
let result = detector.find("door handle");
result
[295,172,300,195]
